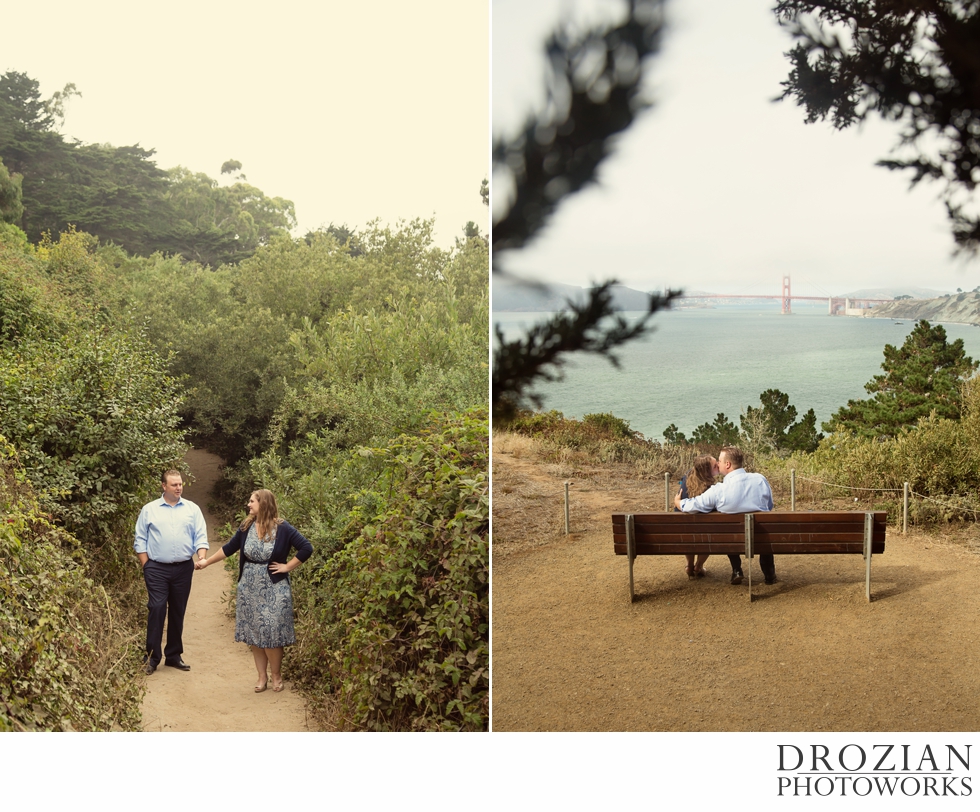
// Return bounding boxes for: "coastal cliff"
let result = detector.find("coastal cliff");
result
[866,291,980,326]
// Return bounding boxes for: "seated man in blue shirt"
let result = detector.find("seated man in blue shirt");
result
[673,446,777,585]
[134,470,209,674]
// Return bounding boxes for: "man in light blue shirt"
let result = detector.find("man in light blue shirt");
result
[134,469,208,674]
[674,446,777,584]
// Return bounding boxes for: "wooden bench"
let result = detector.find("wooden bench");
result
[611,511,887,602]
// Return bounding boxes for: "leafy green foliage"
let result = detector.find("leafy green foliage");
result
[659,393,820,452]
[826,320,977,438]
[285,410,488,731]
[0,438,143,731]
[0,231,186,575]
[742,389,823,453]
[114,218,487,466]
[691,413,740,446]
[144,216,490,730]
[582,412,635,439]
[0,325,186,560]
[0,71,294,263]
[510,409,668,464]
[165,165,297,266]
[784,407,822,453]
[780,377,980,522]
[0,155,24,225]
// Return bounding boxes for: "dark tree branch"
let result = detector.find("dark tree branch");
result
[493,282,681,423]
[492,1,678,424]
[493,0,666,257]
[774,1,980,253]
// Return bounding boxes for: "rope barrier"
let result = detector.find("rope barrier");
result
[792,474,904,494]
[498,468,980,537]
[909,490,980,520]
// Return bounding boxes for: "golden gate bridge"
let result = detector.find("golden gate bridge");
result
[678,275,892,315]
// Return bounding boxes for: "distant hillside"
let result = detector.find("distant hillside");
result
[492,279,652,311]
[842,286,952,299]
[865,292,980,326]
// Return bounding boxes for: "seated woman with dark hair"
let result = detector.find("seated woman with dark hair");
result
[675,454,717,579]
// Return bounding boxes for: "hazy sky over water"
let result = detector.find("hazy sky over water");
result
[3,0,489,248]
[493,0,979,297]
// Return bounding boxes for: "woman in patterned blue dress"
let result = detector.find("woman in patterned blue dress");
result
[196,489,314,692]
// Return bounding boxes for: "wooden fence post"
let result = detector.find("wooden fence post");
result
[903,482,909,534]
[564,481,570,535]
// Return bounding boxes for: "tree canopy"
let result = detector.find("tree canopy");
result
[0,70,294,264]
[826,319,978,437]
[774,1,980,252]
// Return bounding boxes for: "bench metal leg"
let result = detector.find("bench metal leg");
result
[745,513,754,603]
[864,511,873,603]
[626,514,636,602]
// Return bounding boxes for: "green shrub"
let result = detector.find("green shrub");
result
[583,412,634,438]
[507,409,668,466]
[0,438,143,731]
[289,408,488,730]
[0,323,186,575]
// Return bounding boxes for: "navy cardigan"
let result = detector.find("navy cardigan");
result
[222,519,314,584]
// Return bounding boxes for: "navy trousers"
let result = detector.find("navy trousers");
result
[728,553,775,577]
[143,558,194,664]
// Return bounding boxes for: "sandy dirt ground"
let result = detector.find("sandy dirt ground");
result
[491,445,980,732]
[140,449,312,732]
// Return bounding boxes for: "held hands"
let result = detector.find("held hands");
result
[195,558,208,570]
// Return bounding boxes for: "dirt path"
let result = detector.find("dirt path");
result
[140,449,311,731]
[491,446,980,732]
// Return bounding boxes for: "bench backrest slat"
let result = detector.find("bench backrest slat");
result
[612,511,886,556]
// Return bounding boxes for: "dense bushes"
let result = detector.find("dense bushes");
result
[2,205,489,731]
[0,438,143,731]
[507,409,675,465]
[1,229,186,730]
[285,409,488,730]
[115,219,489,466]
[0,235,186,577]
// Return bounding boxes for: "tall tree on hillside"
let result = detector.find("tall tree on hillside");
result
[165,166,296,266]
[0,71,174,251]
[0,71,55,131]
[492,0,680,423]
[826,320,978,438]
[0,71,295,263]
[774,1,980,252]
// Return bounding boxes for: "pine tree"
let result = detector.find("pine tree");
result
[826,320,978,438]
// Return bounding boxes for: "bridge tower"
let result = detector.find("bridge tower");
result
[781,275,792,314]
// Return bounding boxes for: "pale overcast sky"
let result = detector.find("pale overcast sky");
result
[493,0,979,297]
[3,0,489,248]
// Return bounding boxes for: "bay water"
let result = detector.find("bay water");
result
[494,302,980,440]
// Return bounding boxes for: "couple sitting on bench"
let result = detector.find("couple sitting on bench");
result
[674,446,777,585]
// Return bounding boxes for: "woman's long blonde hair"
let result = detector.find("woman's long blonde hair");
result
[685,455,716,499]
[241,488,282,540]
